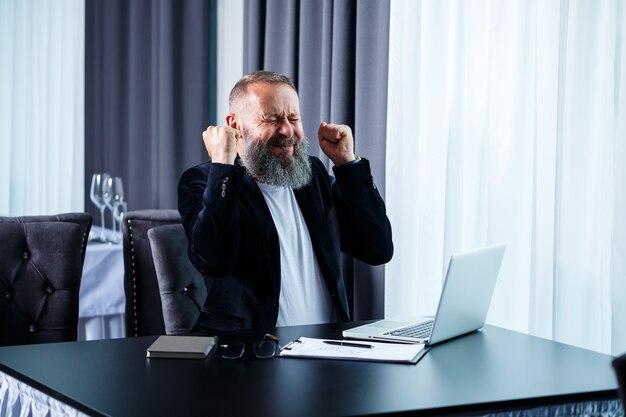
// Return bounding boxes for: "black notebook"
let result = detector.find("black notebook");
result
[146,335,218,359]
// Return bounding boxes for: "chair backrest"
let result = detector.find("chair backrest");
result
[0,213,92,346]
[613,353,626,413]
[122,209,181,337]
[148,224,207,335]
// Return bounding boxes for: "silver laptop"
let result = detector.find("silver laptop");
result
[343,243,505,345]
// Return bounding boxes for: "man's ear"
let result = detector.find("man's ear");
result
[226,113,238,130]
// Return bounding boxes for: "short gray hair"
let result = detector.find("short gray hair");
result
[229,71,297,111]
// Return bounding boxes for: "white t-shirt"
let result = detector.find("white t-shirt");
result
[257,182,336,327]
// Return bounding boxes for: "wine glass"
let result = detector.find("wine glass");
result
[103,176,124,237]
[112,200,127,244]
[90,173,111,242]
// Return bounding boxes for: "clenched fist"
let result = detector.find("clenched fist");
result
[202,126,241,164]
[318,122,356,166]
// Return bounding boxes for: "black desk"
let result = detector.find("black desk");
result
[0,323,619,417]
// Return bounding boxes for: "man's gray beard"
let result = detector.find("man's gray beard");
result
[240,136,313,189]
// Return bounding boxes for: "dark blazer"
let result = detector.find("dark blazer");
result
[178,156,393,335]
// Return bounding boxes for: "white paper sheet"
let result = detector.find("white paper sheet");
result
[278,337,428,364]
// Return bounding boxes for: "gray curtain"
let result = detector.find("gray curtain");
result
[85,0,217,222]
[243,0,391,320]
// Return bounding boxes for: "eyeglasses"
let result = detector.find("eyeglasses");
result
[220,333,279,359]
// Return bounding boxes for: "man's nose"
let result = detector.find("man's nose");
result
[276,118,294,138]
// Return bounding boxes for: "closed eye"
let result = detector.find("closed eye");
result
[262,116,299,124]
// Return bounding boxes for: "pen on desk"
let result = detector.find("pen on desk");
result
[323,341,373,349]
[280,339,302,351]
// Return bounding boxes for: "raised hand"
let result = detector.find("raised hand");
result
[318,122,356,166]
[202,125,241,164]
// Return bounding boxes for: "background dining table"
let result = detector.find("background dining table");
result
[78,227,125,340]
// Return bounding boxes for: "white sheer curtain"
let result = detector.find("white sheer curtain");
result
[216,0,243,122]
[386,0,626,355]
[0,0,85,216]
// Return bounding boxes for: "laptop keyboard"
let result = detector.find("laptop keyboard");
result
[385,320,434,339]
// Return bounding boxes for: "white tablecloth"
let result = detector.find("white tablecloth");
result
[78,229,125,340]
[0,371,87,417]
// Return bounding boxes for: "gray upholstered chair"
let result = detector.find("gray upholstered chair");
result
[0,213,92,346]
[614,353,626,413]
[148,224,207,335]
[122,209,181,337]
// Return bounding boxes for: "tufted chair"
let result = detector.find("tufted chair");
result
[614,352,626,413]
[0,213,92,346]
[148,224,207,335]
[122,209,181,337]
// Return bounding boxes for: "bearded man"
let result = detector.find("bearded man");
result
[178,71,393,337]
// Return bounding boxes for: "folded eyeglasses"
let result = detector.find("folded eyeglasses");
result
[219,333,279,359]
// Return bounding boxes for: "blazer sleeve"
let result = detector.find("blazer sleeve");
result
[177,162,247,276]
[331,158,394,265]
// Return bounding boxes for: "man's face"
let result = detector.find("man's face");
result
[231,82,311,188]
[234,82,305,162]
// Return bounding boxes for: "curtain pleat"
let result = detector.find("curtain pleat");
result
[0,0,85,216]
[85,0,216,222]
[386,0,626,355]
